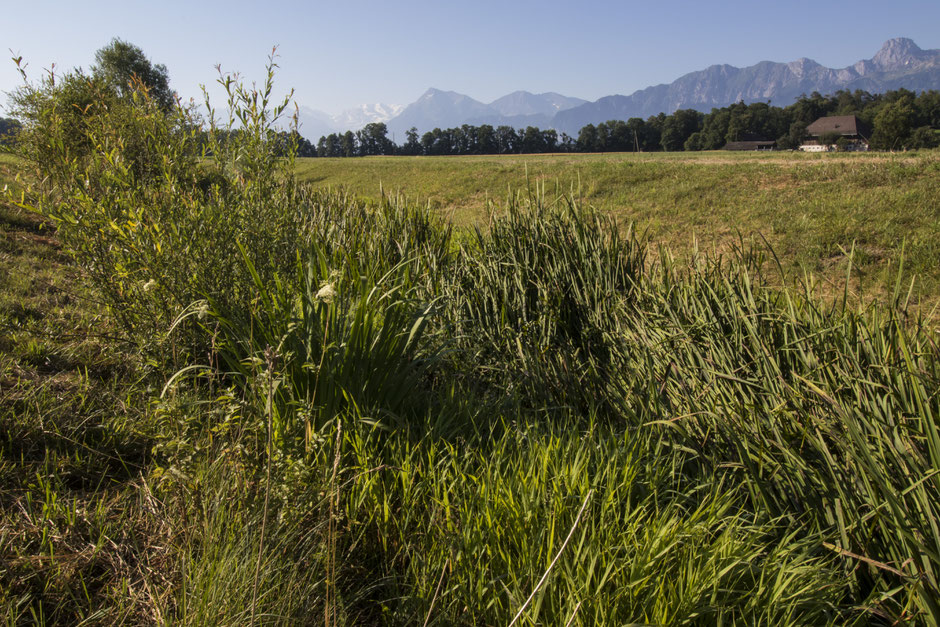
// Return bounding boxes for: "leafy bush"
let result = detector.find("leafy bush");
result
[10,55,308,363]
[0,117,20,145]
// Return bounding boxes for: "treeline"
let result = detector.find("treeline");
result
[316,124,566,157]
[312,89,940,157]
[0,117,22,145]
[203,128,319,157]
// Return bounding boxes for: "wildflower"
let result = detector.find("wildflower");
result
[142,279,157,292]
[316,283,336,304]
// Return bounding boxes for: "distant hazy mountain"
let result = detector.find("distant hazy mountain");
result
[386,88,588,136]
[488,91,587,117]
[294,106,338,141]
[386,88,495,137]
[332,103,405,131]
[552,38,940,134]
[294,103,404,141]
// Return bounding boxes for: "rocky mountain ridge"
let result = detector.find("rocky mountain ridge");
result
[551,38,939,134]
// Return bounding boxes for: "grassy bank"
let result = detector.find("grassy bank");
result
[4,190,940,623]
[0,188,155,621]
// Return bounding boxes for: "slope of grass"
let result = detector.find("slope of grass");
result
[297,150,940,308]
[0,196,326,624]
[0,197,154,622]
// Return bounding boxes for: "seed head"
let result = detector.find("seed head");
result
[316,283,336,303]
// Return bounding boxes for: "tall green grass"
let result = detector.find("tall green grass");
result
[185,191,939,623]
[442,196,645,415]
[616,250,940,619]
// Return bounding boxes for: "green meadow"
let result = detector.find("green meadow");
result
[298,151,940,309]
[3,68,940,624]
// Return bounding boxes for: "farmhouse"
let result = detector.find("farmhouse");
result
[800,115,871,152]
[722,139,777,151]
[721,132,776,151]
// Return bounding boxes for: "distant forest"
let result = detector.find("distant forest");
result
[307,89,940,156]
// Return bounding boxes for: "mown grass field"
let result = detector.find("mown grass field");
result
[0,158,158,622]
[297,150,940,309]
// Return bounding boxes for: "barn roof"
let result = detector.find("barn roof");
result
[806,115,871,139]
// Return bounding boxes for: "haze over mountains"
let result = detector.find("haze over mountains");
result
[295,103,405,143]
[295,91,586,142]
[297,38,940,141]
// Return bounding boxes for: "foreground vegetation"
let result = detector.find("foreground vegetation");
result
[3,46,940,624]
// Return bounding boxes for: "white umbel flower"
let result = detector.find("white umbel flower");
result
[316,283,336,303]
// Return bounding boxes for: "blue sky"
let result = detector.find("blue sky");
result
[3,0,939,115]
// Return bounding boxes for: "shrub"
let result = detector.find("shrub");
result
[10,54,307,364]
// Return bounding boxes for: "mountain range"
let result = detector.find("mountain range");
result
[385,89,588,139]
[552,38,940,134]
[295,91,587,142]
[297,38,940,141]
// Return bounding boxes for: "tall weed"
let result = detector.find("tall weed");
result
[202,243,439,454]
[609,249,940,620]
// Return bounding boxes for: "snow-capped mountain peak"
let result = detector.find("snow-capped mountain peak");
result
[332,103,404,130]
